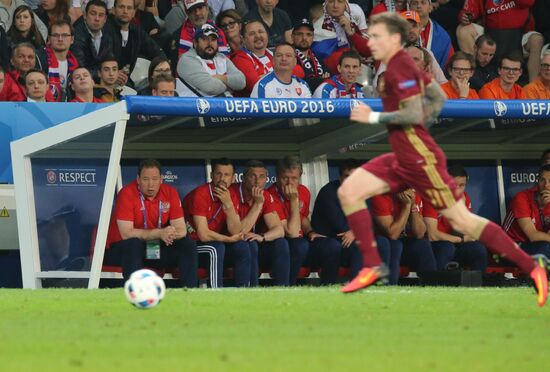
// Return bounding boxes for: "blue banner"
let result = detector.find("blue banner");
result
[124,96,550,119]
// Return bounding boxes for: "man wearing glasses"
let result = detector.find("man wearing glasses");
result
[523,51,550,99]
[479,52,526,99]
[42,19,78,102]
[440,51,479,99]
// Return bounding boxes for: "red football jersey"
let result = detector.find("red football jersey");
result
[504,186,550,242]
[106,180,184,247]
[266,183,310,237]
[183,183,240,241]
[371,192,423,237]
[423,192,472,234]
[230,183,279,233]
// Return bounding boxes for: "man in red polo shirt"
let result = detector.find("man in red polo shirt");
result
[423,165,488,271]
[371,188,436,284]
[231,160,289,286]
[184,158,246,287]
[105,159,198,287]
[267,155,334,285]
[504,164,550,260]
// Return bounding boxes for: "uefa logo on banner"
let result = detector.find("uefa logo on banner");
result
[197,98,210,115]
[494,101,507,117]
[350,99,361,112]
[162,170,178,184]
[46,170,57,184]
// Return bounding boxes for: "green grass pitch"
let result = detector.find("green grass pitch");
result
[1,286,549,371]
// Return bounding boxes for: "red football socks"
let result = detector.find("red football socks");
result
[479,221,535,273]
[346,208,382,267]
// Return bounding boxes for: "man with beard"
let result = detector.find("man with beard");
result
[41,19,78,101]
[178,23,245,97]
[292,18,329,93]
[313,50,363,98]
[175,0,229,58]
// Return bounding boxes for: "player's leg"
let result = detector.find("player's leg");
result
[338,154,401,292]
[441,202,547,306]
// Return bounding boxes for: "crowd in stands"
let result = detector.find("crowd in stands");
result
[1,0,549,102]
[108,153,550,288]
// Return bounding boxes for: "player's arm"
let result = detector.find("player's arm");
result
[350,95,424,126]
[516,218,550,243]
[117,220,167,241]
[193,215,242,243]
[263,211,285,241]
[301,216,324,240]
[408,209,426,239]
[373,210,409,240]
[424,217,462,243]
[423,79,448,124]
[169,217,187,239]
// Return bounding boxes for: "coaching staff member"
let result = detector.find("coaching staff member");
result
[105,159,198,287]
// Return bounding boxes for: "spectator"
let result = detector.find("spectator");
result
[403,43,447,84]
[104,159,198,287]
[132,0,160,37]
[3,42,50,101]
[523,50,550,99]
[43,19,78,102]
[479,52,526,99]
[151,73,176,96]
[541,148,550,166]
[177,23,245,97]
[109,0,166,87]
[469,34,498,92]
[93,55,122,102]
[440,51,479,99]
[243,0,292,48]
[35,0,71,29]
[458,0,542,81]
[209,0,238,18]
[69,66,104,102]
[266,155,312,285]
[369,0,407,18]
[533,0,550,48]
[0,0,48,41]
[0,27,9,69]
[0,66,4,98]
[230,20,272,96]
[313,49,363,98]
[137,55,186,96]
[504,164,550,260]
[311,160,381,283]
[23,68,50,101]
[251,42,311,98]
[371,189,432,284]
[423,165,488,271]
[409,0,453,69]
[71,0,113,81]
[175,0,229,58]
[184,158,247,288]
[292,18,329,92]
[216,8,243,53]
[6,5,46,50]
[311,0,371,74]
[231,160,288,286]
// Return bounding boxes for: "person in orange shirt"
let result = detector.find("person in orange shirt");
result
[523,51,550,99]
[479,52,526,99]
[440,51,479,99]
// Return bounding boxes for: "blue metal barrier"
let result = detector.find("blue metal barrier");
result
[124,96,550,119]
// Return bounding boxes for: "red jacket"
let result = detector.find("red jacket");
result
[459,0,535,30]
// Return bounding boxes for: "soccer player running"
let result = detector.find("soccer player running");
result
[338,12,548,307]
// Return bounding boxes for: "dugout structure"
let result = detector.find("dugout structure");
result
[9,97,550,289]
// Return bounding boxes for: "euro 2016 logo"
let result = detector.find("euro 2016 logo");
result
[46,171,56,184]
[494,101,507,117]
[196,98,210,115]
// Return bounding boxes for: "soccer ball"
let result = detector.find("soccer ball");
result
[124,269,166,309]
